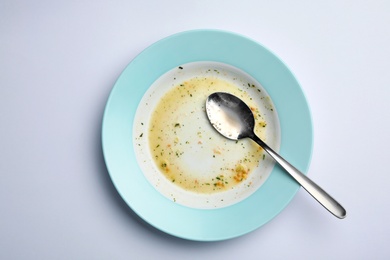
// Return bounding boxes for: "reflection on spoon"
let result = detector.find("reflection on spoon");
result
[205,92,346,219]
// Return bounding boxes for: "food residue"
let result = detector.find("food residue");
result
[148,75,268,194]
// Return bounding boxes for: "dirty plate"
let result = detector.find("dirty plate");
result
[102,30,313,241]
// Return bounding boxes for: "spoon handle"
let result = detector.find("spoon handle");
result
[251,134,346,219]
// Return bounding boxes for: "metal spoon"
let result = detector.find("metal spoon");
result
[205,92,346,219]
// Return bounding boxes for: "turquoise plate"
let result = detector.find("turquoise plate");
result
[102,30,313,241]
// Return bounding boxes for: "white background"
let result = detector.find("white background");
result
[1,1,389,259]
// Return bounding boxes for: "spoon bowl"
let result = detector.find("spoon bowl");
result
[206,92,346,219]
[206,92,255,140]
